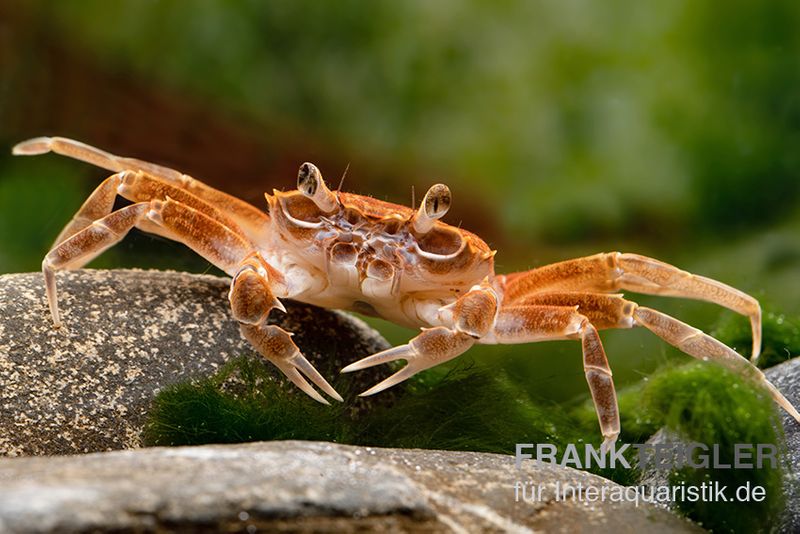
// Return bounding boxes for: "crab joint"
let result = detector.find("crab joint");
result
[411,183,451,234]
[229,267,286,325]
[297,162,337,213]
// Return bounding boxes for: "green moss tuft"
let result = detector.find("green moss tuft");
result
[357,365,578,453]
[713,308,800,368]
[644,363,785,534]
[144,356,348,446]
[144,356,577,455]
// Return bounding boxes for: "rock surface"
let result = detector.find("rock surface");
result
[0,440,701,533]
[765,357,800,532]
[0,269,391,456]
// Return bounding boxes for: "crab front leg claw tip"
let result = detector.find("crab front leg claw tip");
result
[341,326,475,396]
[230,258,343,404]
[240,322,343,404]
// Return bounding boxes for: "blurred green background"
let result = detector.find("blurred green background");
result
[2,0,800,404]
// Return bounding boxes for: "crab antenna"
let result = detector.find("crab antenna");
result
[297,162,337,212]
[411,183,451,233]
[336,162,350,193]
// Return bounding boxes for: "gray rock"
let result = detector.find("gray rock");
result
[636,428,683,506]
[0,269,391,456]
[765,357,800,532]
[0,440,702,533]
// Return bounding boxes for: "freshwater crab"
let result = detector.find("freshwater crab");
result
[13,136,800,447]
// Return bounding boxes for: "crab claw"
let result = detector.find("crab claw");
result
[275,352,344,405]
[240,323,343,404]
[341,344,423,396]
[341,327,475,396]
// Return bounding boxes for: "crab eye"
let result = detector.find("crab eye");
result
[424,184,451,219]
[297,162,337,212]
[412,183,451,233]
[297,163,319,195]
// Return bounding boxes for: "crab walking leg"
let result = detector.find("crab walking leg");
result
[514,292,636,330]
[492,305,620,446]
[513,293,800,423]
[51,170,248,248]
[118,171,248,238]
[582,323,619,449]
[144,198,254,275]
[633,306,800,422]
[502,252,763,362]
[13,136,269,239]
[52,173,123,246]
[43,202,150,327]
[42,198,253,327]
[14,136,185,180]
[44,187,339,402]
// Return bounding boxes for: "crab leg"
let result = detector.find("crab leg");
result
[230,253,341,403]
[342,285,495,394]
[341,326,476,396]
[51,170,247,247]
[13,136,269,239]
[43,202,150,326]
[14,137,185,181]
[42,197,252,326]
[502,252,763,362]
[509,293,800,424]
[118,171,248,236]
[51,173,123,247]
[633,306,799,421]
[490,304,620,447]
[42,191,341,403]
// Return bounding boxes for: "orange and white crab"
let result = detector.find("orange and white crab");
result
[13,136,800,447]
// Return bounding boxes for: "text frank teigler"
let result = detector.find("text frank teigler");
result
[513,442,775,507]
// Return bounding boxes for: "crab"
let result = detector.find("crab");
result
[12,136,800,447]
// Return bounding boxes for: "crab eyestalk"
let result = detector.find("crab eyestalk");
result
[411,183,451,234]
[297,162,337,213]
